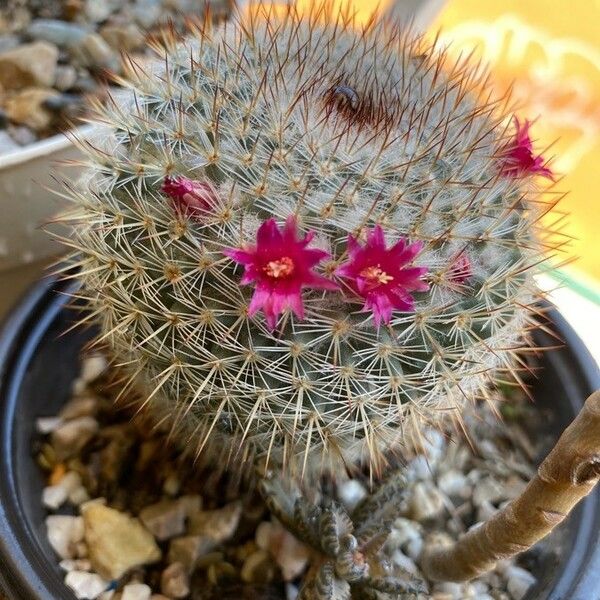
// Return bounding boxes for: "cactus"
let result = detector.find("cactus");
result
[57,4,561,478]
[260,474,425,599]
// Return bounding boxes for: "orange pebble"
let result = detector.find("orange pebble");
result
[49,463,66,486]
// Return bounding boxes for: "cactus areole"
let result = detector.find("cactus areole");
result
[59,5,560,478]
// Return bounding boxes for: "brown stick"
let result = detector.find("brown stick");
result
[421,390,600,582]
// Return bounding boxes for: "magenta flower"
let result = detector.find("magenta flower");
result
[500,117,553,180]
[161,176,217,218]
[337,226,429,327]
[448,252,472,284]
[224,217,337,330]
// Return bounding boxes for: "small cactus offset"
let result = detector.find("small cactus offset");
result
[260,474,426,599]
[57,3,562,477]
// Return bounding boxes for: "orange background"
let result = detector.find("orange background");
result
[431,0,600,284]
[291,0,600,285]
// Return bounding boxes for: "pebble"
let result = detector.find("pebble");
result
[473,477,507,506]
[131,0,163,28]
[433,582,463,599]
[407,455,433,480]
[64,571,108,600]
[0,34,20,53]
[255,521,310,581]
[337,479,367,511]
[82,503,162,580]
[7,124,36,145]
[477,499,498,522]
[43,483,69,510]
[36,416,64,434]
[0,0,231,154]
[51,416,99,460]
[84,0,120,23]
[46,515,85,560]
[54,65,78,91]
[59,558,92,572]
[26,19,89,48]
[188,501,242,543]
[241,550,277,584]
[60,396,99,420]
[100,23,145,52]
[0,130,19,153]
[505,565,537,600]
[122,583,152,600]
[81,355,108,382]
[405,535,424,561]
[391,549,419,576]
[437,469,470,498]
[285,583,298,600]
[0,41,58,89]
[391,517,423,547]
[5,87,60,131]
[73,33,119,72]
[161,562,190,599]
[409,482,446,521]
[37,354,543,600]
[139,499,187,542]
[168,535,216,571]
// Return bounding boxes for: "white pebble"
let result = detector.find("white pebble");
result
[337,479,367,510]
[122,583,152,600]
[70,487,91,506]
[62,471,83,492]
[476,500,498,523]
[437,469,469,497]
[391,518,422,547]
[59,559,92,572]
[391,550,418,575]
[46,515,85,559]
[422,428,446,464]
[36,416,64,434]
[43,485,68,510]
[285,583,299,600]
[72,378,87,395]
[409,482,446,521]
[405,536,424,561]
[506,565,536,600]
[433,581,462,599]
[43,471,83,510]
[64,571,108,599]
[406,455,432,480]
[81,355,107,382]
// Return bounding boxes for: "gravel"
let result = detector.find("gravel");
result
[0,0,232,154]
[36,354,555,599]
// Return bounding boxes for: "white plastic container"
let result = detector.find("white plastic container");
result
[0,126,94,272]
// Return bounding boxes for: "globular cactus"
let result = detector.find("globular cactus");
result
[260,474,425,599]
[57,4,560,478]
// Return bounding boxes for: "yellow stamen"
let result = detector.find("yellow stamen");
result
[264,256,295,278]
[360,265,393,287]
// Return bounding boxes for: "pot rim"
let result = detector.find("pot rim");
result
[0,125,95,171]
[0,273,598,599]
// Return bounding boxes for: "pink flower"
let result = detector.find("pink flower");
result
[337,225,429,327]
[224,217,337,330]
[448,252,472,284]
[500,117,553,180]
[161,176,217,218]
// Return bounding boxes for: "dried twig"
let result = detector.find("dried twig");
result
[422,391,600,582]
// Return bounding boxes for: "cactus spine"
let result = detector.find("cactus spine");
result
[57,4,561,478]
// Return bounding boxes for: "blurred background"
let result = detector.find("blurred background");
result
[0,0,598,352]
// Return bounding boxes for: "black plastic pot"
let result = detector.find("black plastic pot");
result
[0,274,599,600]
